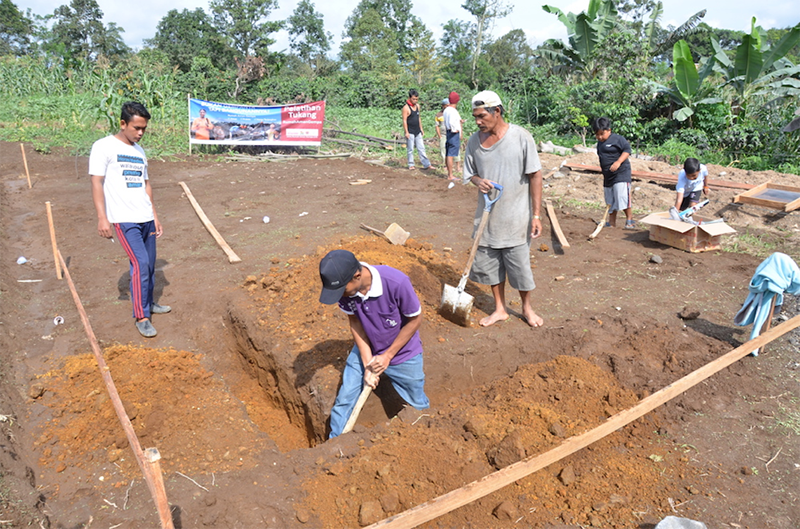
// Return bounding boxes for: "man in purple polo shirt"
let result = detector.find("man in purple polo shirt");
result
[319,249,430,438]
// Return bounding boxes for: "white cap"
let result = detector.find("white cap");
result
[472,90,503,109]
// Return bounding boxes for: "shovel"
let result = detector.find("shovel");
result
[360,222,410,245]
[439,184,504,326]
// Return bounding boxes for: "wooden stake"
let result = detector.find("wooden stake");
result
[342,385,372,435]
[544,199,570,249]
[45,202,62,279]
[145,448,175,529]
[20,143,31,189]
[178,182,242,263]
[367,314,800,529]
[57,250,174,528]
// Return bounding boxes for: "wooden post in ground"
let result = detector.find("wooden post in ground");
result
[367,314,800,529]
[57,250,174,528]
[178,181,241,263]
[20,143,31,189]
[145,448,175,529]
[45,202,62,279]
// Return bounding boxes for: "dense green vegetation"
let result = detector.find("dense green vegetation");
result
[0,0,799,172]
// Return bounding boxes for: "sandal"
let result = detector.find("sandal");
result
[624,220,636,229]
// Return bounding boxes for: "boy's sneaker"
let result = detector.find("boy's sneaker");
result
[151,303,171,314]
[135,319,157,338]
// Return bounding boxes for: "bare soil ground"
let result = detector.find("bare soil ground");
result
[1,140,799,529]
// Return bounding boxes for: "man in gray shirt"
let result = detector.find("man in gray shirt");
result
[462,90,544,328]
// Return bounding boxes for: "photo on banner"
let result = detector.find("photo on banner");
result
[188,98,325,146]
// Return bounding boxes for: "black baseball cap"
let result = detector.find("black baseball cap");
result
[319,250,360,304]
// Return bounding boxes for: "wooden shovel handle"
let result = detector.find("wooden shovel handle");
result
[462,209,490,276]
[589,205,611,239]
[360,224,390,241]
[342,384,372,434]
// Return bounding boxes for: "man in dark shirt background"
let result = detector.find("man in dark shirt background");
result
[592,117,635,229]
[402,89,432,171]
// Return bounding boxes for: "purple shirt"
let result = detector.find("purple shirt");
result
[338,264,423,365]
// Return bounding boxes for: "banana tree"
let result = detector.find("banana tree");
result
[712,18,800,117]
[652,39,721,124]
[539,0,620,78]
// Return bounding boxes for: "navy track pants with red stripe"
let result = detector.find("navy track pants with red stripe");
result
[115,221,156,320]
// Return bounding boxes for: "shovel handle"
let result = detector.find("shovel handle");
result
[360,224,390,241]
[482,184,503,211]
[342,384,372,435]
[461,185,501,277]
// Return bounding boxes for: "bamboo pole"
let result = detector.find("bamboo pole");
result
[57,250,174,528]
[45,202,62,279]
[178,181,241,263]
[20,143,31,189]
[368,314,800,529]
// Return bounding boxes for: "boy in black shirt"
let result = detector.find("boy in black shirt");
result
[592,117,634,229]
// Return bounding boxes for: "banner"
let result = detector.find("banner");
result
[188,98,325,146]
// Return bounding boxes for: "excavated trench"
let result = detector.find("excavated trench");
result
[224,305,343,448]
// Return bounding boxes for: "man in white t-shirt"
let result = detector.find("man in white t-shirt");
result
[90,101,170,338]
[443,91,462,181]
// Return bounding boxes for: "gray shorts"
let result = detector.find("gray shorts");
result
[604,182,631,212]
[468,243,535,291]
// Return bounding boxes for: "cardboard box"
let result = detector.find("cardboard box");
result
[639,211,736,253]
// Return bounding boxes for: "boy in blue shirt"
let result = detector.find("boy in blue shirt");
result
[675,157,710,211]
[319,250,430,438]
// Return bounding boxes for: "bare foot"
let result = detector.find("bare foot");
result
[479,311,510,327]
[522,307,544,327]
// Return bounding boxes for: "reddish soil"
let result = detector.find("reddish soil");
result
[1,140,799,528]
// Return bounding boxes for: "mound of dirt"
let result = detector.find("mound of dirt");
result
[33,345,270,480]
[301,355,702,528]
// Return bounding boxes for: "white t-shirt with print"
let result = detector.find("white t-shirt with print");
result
[89,135,153,224]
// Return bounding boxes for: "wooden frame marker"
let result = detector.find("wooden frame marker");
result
[45,202,62,279]
[179,181,242,263]
[57,250,174,528]
[20,143,31,189]
[368,314,800,529]
[544,199,570,248]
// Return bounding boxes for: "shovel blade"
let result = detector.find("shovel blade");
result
[384,223,410,245]
[439,283,474,326]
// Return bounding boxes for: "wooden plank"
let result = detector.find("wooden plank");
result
[368,314,800,529]
[544,199,570,248]
[784,196,800,212]
[178,182,242,263]
[735,196,786,209]
[565,163,754,191]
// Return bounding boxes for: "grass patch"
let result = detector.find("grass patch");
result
[773,404,800,436]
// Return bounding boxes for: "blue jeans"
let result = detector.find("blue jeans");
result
[329,345,429,438]
[406,133,430,169]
